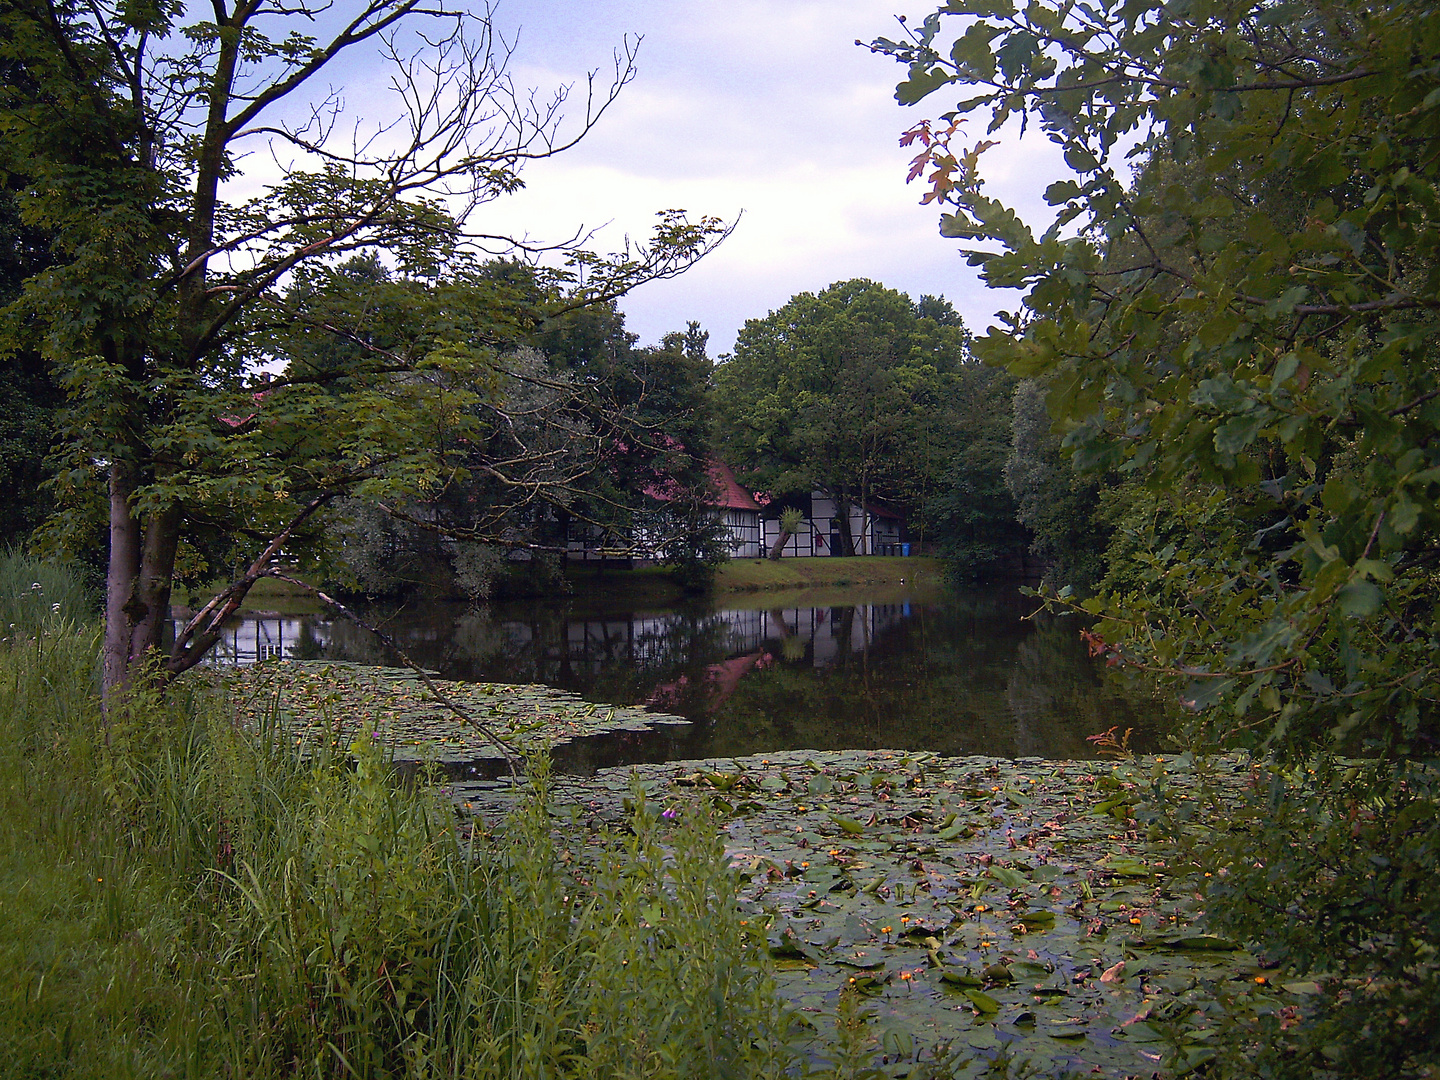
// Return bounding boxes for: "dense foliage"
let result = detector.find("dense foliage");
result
[0,1,728,689]
[713,279,1030,573]
[260,258,723,599]
[0,184,61,547]
[877,0,1439,1072]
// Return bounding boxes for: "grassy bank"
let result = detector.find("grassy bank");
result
[0,569,810,1077]
[713,555,942,593]
[557,557,945,607]
[175,555,946,616]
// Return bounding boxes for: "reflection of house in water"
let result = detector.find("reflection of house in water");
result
[767,603,909,667]
[175,615,329,666]
[544,603,908,676]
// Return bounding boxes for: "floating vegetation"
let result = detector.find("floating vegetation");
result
[451,749,1306,1078]
[227,660,691,763]
[232,663,1312,1076]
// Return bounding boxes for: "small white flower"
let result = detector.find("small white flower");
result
[52,603,61,614]
[30,582,42,591]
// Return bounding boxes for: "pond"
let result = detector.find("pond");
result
[189,581,1166,770]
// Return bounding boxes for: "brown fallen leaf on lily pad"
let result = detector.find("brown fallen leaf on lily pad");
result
[1100,960,1127,983]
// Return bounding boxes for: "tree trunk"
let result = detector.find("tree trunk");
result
[103,461,143,712]
[767,528,793,560]
[835,495,856,557]
[103,457,185,706]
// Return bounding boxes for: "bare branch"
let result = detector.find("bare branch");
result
[264,572,522,774]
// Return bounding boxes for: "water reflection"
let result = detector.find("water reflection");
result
[179,587,1163,767]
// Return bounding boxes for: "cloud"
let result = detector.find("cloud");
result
[221,1,1076,353]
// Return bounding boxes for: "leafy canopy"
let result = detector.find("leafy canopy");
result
[713,280,971,550]
[875,1,1440,1072]
[875,0,1440,760]
[0,1,729,686]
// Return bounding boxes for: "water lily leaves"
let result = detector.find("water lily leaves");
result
[228,661,695,764]
[769,925,822,963]
[1010,960,1052,979]
[941,967,982,987]
[981,962,1014,984]
[1101,855,1152,877]
[1118,1020,1165,1043]
[1018,909,1057,930]
[846,972,890,996]
[963,988,1002,1014]
[841,913,873,941]
[440,747,1293,1078]
[988,865,1030,889]
[833,950,887,970]
[1147,934,1240,951]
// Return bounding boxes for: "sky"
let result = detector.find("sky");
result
[309,2,1075,356]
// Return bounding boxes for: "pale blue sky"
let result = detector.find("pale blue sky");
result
[234,2,1070,354]
[452,1,1074,354]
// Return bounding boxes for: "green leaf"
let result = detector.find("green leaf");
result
[963,988,1001,1013]
[896,65,955,105]
[1018,909,1057,928]
[988,865,1029,888]
[1101,855,1150,877]
[1214,414,1264,455]
[1336,581,1383,617]
[941,968,983,987]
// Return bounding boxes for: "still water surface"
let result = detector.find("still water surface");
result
[202,584,1164,769]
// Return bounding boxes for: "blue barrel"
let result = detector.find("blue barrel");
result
[901,542,911,557]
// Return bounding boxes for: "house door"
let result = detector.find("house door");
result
[829,524,843,556]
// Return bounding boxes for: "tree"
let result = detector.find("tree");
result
[0,181,63,548]
[713,279,968,554]
[879,0,1439,1072]
[1002,379,1108,588]
[767,507,804,561]
[920,362,1028,578]
[0,2,728,699]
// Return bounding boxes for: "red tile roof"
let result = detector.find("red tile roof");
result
[645,458,760,511]
[707,460,761,511]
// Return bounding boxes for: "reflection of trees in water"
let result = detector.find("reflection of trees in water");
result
[278,588,1164,760]
[703,604,1162,760]
[297,602,759,714]
[1005,619,1162,757]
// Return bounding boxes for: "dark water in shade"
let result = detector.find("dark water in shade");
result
[196,584,1167,772]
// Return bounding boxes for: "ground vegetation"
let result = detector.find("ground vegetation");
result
[877,0,1440,1072]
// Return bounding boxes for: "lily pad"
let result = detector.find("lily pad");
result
[964,989,1001,1014]
[320,735,1290,1078]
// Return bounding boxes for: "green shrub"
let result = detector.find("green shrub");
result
[1180,760,1440,1079]
[0,597,809,1077]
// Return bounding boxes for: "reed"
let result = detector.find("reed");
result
[0,557,815,1079]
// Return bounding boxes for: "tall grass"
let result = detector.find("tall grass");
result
[0,557,814,1079]
[0,548,93,637]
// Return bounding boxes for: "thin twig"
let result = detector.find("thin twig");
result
[265,572,522,776]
